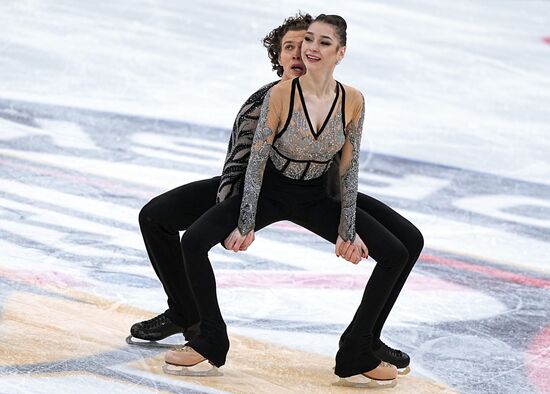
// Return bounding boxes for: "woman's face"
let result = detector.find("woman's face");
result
[302,22,345,71]
[278,29,307,81]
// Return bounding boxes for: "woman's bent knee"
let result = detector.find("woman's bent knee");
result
[409,226,424,257]
[394,243,409,269]
[180,229,210,255]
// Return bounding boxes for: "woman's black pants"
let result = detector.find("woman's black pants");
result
[155,164,424,374]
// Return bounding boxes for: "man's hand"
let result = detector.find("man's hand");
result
[224,228,255,252]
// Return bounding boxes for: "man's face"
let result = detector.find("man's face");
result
[278,30,307,81]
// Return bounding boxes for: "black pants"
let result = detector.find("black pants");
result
[138,176,220,328]
[172,163,423,373]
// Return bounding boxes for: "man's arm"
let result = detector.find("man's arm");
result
[216,81,279,203]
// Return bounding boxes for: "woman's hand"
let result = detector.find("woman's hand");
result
[336,234,369,264]
[224,228,255,252]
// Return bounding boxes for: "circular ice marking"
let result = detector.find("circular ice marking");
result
[416,335,525,390]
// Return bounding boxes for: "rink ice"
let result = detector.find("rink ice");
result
[1,1,550,393]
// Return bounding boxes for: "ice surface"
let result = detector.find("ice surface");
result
[0,1,549,393]
[1,0,549,185]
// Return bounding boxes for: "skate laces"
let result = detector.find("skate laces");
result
[141,314,169,329]
[382,344,405,358]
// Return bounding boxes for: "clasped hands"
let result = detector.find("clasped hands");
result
[224,227,368,264]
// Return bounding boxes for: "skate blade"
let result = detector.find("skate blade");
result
[333,376,397,389]
[163,362,223,377]
[398,366,411,376]
[125,335,183,349]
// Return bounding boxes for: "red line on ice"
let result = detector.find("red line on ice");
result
[0,268,89,287]
[543,36,550,45]
[217,253,550,290]
[421,254,550,289]
[526,324,550,393]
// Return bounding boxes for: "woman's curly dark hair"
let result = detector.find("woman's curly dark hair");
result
[262,12,313,77]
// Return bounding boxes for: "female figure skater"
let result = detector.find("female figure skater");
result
[128,12,312,345]
[164,14,420,388]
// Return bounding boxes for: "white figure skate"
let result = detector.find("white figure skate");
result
[333,361,398,389]
[163,346,223,377]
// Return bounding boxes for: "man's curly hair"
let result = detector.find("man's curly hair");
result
[262,12,313,77]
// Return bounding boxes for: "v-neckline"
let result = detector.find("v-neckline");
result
[296,77,340,140]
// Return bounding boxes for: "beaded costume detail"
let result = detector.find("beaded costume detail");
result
[238,90,274,235]
[338,97,365,241]
[238,77,365,241]
[217,81,278,203]
[270,108,345,180]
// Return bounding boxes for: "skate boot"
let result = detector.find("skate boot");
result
[334,335,398,388]
[163,346,223,377]
[374,342,411,375]
[333,361,397,388]
[126,313,200,348]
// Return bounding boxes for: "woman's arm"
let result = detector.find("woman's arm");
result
[237,88,282,235]
[338,91,365,242]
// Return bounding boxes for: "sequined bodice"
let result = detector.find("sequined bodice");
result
[269,78,346,180]
[237,77,365,242]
